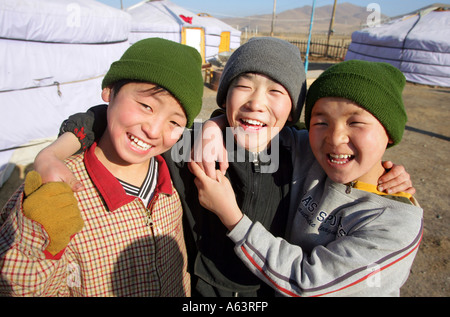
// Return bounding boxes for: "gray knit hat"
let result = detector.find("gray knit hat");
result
[216,37,307,124]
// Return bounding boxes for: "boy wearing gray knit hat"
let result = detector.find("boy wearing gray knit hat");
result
[197,37,307,177]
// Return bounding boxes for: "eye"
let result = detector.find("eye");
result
[169,114,187,129]
[232,77,252,89]
[268,83,287,94]
[234,83,251,90]
[270,89,284,94]
[310,117,327,126]
[170,120,182,128]
[347,113,372,126]
[139,102,153,112]
[348,118,367,126]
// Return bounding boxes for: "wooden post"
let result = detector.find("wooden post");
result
[325,0,337,57]
[271,0,277,37]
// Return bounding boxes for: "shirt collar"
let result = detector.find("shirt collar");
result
[153,154,174,196]
[84,142,174,211]
[351,180,413,199]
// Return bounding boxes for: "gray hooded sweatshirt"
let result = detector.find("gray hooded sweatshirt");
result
[227,128,423,297]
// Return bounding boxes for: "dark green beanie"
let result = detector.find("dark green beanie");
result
[102,38,204,128]
[305,60,407,147]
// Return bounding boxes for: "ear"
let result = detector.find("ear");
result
[101,87,112,102]
[388,138,394,145]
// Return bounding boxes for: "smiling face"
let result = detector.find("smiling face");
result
[225,73,292,152]
[98,82,186,169]
[309,97,392,185]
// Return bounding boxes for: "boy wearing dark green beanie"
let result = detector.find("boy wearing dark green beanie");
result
[0,38,203,296]
[190,60,423,296]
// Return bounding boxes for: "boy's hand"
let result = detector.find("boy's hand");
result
[34,151,83,192]
[33,132,84,192]
[189,161,242,231]
[378,161,416,195]
[23,171,84,256]
[192,116,229,179]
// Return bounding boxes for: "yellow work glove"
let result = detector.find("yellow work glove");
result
[23,171,84,256]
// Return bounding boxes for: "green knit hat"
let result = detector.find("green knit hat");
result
[305,60,407,147]
[102,38,204,128]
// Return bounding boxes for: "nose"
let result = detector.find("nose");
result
[326,124,349,146]
[141,118,163,139]
[245,89,267,112]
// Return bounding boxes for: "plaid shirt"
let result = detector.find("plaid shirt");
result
[0,144,190,297]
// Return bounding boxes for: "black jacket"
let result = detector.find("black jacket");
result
[167,125,293,297]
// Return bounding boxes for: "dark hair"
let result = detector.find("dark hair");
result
[110,79,168,98]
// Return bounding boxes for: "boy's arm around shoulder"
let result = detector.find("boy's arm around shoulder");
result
[34,104,107,191]
[34,132,84,191]
[59,104,108,152]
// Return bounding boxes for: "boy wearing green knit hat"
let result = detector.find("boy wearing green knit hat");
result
[191,60,423,296]
[304,59,408,184]
[0,38,204,296]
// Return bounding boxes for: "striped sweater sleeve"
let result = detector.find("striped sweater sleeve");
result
[228,213,423,297]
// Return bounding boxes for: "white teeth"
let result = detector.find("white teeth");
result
[329,153,353,164]
[129,134,151,151]
[242,119,264,126]
[329,154,352,159]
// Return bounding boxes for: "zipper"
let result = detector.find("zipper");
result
[251,152,260,173]
[247,153,262,220]
[346,181,357,194]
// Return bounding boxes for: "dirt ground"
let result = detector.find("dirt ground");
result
[0,62,449,297]
[380,81,450,297]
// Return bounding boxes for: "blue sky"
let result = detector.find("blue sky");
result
[98,0,448,18]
